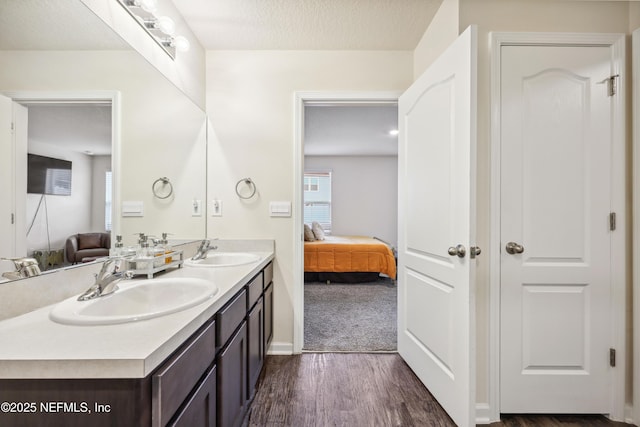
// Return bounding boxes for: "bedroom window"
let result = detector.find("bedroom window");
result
[304,171,331,232]
[304,176,319,192]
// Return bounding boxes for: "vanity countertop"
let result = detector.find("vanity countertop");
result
[0,249,274,380]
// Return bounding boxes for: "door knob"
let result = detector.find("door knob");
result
[448,244,466,258]
[505,242,524,254]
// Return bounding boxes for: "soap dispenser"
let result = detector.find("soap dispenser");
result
[160,232,173,264]
[110,235,123,257]
[136,235,152,270]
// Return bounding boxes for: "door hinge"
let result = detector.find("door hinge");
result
[606,74,619,97]
[609,348,616,367]
[10,122,14,132]
[609,212,616,231]
[11,213,14,225]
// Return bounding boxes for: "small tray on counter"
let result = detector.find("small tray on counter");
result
[127,250,184,279]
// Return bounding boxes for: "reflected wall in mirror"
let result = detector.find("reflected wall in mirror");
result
[0,0,207,279]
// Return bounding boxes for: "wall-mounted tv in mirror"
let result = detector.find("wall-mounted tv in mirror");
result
[27,153,72,196]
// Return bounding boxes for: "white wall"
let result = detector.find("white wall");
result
[305,156,398,246]
[25,146,93,253]
[413,0,459,79]
[206,50,413,350]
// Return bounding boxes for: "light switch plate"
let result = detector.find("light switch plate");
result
[269,201,291,217]
[122,201,144,217]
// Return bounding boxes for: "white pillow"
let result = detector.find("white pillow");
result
[311,221,325,241]
[304,224,316,241]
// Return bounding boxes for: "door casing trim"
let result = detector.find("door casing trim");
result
[489,32,627,422]
[292,91,401,354]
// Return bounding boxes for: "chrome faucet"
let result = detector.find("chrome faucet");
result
[77,257,133,301]
[192,239,218,261]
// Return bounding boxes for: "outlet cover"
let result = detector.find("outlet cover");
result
[192,199,202,217]
[211,200,222,216]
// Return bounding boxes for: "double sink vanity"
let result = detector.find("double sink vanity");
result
[0,241,274,427]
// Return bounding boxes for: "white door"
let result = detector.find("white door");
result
[398,26,477,427]
[500,45,613,413]
[0,94,15,259]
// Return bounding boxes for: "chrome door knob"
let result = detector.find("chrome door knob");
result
[505,242,524,254]
[448,244,466,258]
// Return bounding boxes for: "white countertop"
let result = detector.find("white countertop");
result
[0,249,274,380]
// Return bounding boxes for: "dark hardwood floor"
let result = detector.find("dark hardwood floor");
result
[246,353,634,427]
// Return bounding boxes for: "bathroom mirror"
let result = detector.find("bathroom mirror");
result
[0,0,207,279]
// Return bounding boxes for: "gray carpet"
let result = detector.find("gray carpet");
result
[303,277,397,352]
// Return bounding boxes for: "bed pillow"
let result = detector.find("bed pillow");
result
[311,221,325,241]
[304,224,316,241]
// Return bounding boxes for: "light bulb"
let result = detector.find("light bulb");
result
[156,16,175,35]
[139,0,157,13]
[173,36,190,52]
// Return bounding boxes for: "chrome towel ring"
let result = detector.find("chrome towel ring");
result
[152,177,173,199]
[235,177,257,199]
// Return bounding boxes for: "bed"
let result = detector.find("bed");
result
[304,235,396,283]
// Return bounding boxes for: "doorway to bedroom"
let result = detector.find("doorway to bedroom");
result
[300,99,399,352]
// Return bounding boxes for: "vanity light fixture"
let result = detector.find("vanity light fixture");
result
[117,0,190,59]
[161,35,190,52]
[144,16,176,36]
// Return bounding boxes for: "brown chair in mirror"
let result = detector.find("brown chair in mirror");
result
[65,232,111,264]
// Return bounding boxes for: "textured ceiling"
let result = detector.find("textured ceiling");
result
[173,0,443,50]
[0,0,128,50]
[305,105,398,156]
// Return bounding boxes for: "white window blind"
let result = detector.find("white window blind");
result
[304,171,331,232]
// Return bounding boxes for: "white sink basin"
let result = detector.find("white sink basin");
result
[50,277,218,326]
[184,252,261,268]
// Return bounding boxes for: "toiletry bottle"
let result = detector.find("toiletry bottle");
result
[149,236,165,267]
[161,232,173,264]
[136,236,152,270]
[110,235,123,257]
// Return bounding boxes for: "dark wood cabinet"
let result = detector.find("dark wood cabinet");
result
[170,366,216,427]
[153,320,216,426]
[247,296,264,399]
[0,260,274,427]
[216,322,247,427]
[264,282,273,350]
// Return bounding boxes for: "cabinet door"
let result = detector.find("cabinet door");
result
[170,366,216,427]
[247,296,264,399]
[264,282,273,349]
[217,322,247,427]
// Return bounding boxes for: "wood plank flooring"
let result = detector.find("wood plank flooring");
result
[246,353,634,427]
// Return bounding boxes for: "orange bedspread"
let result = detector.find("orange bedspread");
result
[304,235,396,279]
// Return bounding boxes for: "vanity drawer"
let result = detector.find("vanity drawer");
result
[264,262,273,286]
[216,289,247,350]
[246,271,263,310]
[152,319,216,427]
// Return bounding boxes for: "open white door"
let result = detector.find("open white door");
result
[0,94,15,259]
[398,26,477,427]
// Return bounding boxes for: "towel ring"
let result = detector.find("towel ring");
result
[152,177,173,199]
[235,177,257,199]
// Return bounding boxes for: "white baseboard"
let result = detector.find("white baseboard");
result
[476,403,493,425]
[266,341,293,355]
[624,403,635,425]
